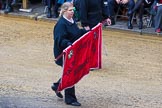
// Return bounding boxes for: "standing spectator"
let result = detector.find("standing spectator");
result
[72,0,80,21]
[154,0,162,33]
[54,0,72,18]
[46,0,72,18]
[51,2,89,106]
[108,0,135,29]
[79,0,112,29]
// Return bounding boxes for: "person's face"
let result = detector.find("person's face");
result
[64,6,74,19]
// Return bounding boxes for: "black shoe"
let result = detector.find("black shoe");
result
[66,101,81,106]
[53,11,59,18]
[47,8,52,18]
[138,21,143,29]
[53,13,59,18]
[47,14,52,18]
[53,15,58,18]
[4,6,13,14]
[51,85,63,98]
[47,12,52,18]
[128,21,133,29]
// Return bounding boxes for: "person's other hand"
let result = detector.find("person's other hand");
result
[106,18,111,26]
[84,26,90,31]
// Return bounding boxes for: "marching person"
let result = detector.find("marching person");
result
[79,0,112,29]
[51,2,90,106]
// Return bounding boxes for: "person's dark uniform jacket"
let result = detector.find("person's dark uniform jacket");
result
[53,16,87,66]
[80,0,110,28]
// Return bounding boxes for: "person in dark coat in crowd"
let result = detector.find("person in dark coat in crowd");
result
[154,0,162,33]
[46,0,61,18]
[108,0,135,29]
[46,0,56,18]
[52,2,90,106]
[79,0,112,29]
[72,0,80,21]
[0,0,6,10]
[128,0,154,29]
[1,0,20,13]
[46,0,72,18]
[2,0,13,13]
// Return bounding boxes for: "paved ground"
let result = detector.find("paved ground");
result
[0,2,161,36]
[0,16,162,108]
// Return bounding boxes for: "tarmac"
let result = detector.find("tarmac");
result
[0,2,162,36]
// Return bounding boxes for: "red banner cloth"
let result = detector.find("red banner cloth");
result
[57,23,102,91]
[90,23,102,69]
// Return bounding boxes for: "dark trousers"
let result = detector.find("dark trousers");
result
[47,0,60,16]
[108,0,135,17]
[5,0,12,6]
[54,79,77,104]
[46,0,55,8]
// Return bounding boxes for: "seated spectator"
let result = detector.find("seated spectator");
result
[0,0,6,10]
[128,0,154,29]
[108,0,135,29]
[1,0,21,13]
[154,0,162,33]
[3,0,14,13]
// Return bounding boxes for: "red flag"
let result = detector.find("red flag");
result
[90,23,102,69]
[57,23,102,91]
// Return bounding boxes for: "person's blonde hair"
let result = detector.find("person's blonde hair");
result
[59,2,73,17]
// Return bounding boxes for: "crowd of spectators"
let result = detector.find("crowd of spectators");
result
[0,0,161,33]
[0,0,41,13]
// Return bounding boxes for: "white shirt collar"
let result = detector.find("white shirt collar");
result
[63,15,74,23]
